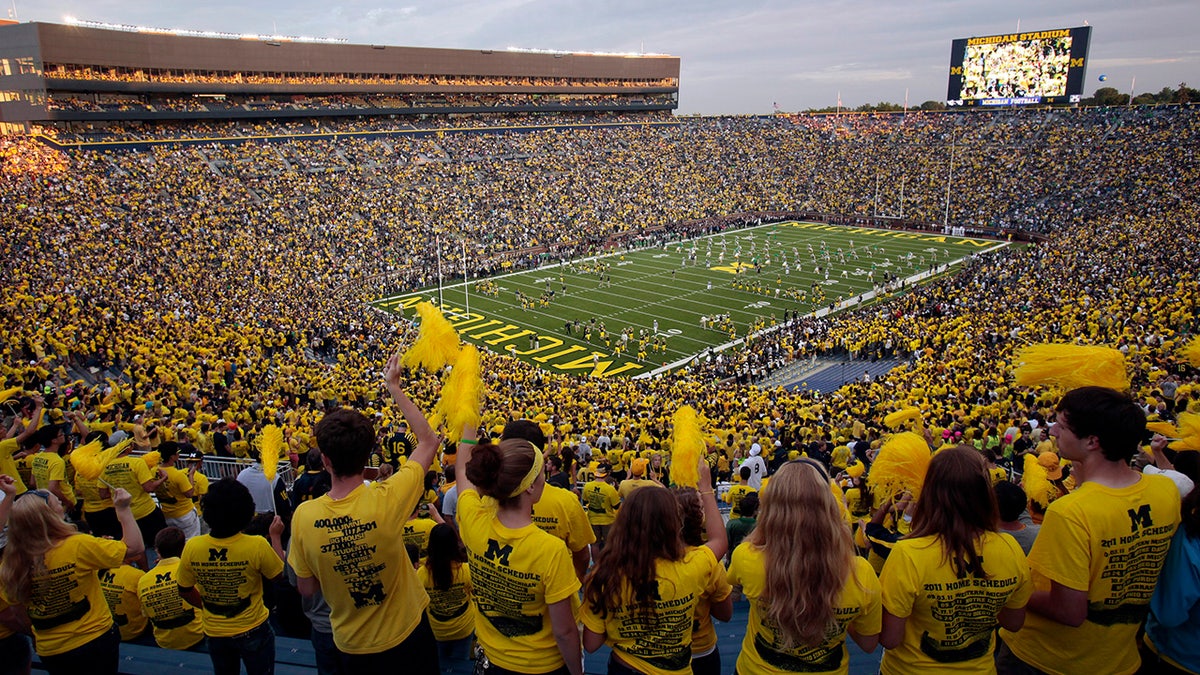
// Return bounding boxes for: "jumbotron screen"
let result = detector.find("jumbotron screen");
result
[947,27,1092,107]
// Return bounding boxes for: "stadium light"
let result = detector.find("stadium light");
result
[61,16,348,44]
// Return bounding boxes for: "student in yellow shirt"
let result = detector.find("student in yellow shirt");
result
[724,466,758,519]
[155,442,199,539]
[0,480,144,675]
[417,523,474,663]
[457,432,583,675]
[99,563,147,641]
[289,352,440,672]
[177,477,285,675]
[727,459,881,675]
[137,527,204,651]
[998,387,1182,675]
[880,447,1032,673]
[581,479,731,675]
[102,442,169,568]
[581,463,620,550]
[670,476,733,675]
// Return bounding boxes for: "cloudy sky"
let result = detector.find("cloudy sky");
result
[19,0,1199,114]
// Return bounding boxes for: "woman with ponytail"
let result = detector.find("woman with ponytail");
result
[456,431,582,675]
[727,459,880,675]
[879,446,1031,673]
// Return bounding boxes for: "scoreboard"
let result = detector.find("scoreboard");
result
[947,26,1092,107]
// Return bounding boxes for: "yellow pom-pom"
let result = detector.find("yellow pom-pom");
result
[1171,412,1200,452]
[436,344,483,444]
[870,432,931,502]
[1012,343,1129,391]
[1022,454,1054,508]
[0,386,24,404]
[142,451,162,470]
[1146,421,1178,438]
[71,439,131,481]
[260,425,285,482]
[401,302,462,372]
[883,407,924,431]
[1180,337,1200,368]
[670,406,704,488]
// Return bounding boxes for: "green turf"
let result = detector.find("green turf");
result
[373,221,1007,379]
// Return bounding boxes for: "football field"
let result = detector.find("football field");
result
[373,221,1007,379]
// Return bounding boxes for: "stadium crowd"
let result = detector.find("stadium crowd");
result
[0,103,1198,674]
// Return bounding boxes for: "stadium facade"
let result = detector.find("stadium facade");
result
[0,21,680,134]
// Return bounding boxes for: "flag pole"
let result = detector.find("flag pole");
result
[462,239,470,318]
[436,234,444,307]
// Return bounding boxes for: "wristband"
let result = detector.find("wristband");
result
[459,438,478,445]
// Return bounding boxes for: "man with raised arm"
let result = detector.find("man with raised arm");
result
[288,351,440,673]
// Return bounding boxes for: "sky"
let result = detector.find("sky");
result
[16,0,1200,114]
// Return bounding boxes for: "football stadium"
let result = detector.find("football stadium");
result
[0,13,1198,675]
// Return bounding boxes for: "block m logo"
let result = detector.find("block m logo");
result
[484,539,513,566]
[1128,504,1153,533]
[155,572,173,584]
[950,66,963,75]
[1070,58,1084,68]
[208,548,229,562]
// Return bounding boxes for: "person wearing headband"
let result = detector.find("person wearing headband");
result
[457,431,582,675]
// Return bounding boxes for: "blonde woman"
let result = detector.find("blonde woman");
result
[727,459,881,674]
[0,480,143,675]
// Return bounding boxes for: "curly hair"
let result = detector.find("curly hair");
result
[584,487,685,624]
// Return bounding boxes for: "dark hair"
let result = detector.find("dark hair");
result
[201,477,256,538]
[35,425,63,447]
[740,465,752,480]
[424,523,467,591]
[304,448,325,472]
[740,491,760,518]
[465,439,539,506]
[155,526,187,558]
[502,419,546,449]
[405,543,421,567]
[315,408,376,478]
[1055,387,1146,462]
[907,446,999,579]
[993,480,1026,522]
[585,486,685,622]
[84,430,108,447]
[671,487,704,547]
[159,441,181,463]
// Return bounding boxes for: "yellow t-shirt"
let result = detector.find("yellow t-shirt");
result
[581,480,621,526]
[0,438,29,493]
[403,515,437,560]
[581,545,730,675]
[102,455,157,519]
[458,490,580,674]
[724,484,758,520]
[879,532,1032,674]
[75,472,113,513]
[531,484,596,553]
[3,534,126,656]
[31,451,76,506]
[418,562,474,642]
[288,461,428,654]
[1000,474,1181,675]
[155,466,195,520]
[176,532,284,638]
[191,471,210,515]
[99,564,147,641]
[137,557,205,650]
[728,544,880,675]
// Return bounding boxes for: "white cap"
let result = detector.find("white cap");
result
[750,443,762,457]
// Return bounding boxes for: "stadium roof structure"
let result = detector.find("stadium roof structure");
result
[0,21,679,130]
